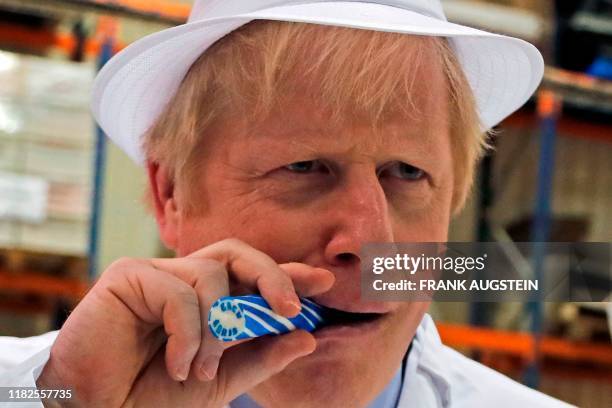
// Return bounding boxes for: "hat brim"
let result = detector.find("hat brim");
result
[92,1,544,165]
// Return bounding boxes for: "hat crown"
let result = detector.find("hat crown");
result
[189,0,447,23]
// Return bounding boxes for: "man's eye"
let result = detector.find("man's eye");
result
[381,162,426,181]
[284,160,326,173]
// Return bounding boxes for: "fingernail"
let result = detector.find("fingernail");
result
[175,362,189,382]
[285,300,301,316]
[201,356,220,381]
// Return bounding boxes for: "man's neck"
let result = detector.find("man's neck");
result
[229,353,407,408]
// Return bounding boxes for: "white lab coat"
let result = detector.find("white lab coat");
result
[0,314,573,407]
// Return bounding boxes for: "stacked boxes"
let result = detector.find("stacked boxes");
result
[0,51,94,255]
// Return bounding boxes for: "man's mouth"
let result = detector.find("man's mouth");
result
[309,304,388,341]
[320,306,385,327]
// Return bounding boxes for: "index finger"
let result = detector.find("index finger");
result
[188,238,301,317]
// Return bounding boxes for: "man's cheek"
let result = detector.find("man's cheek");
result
[387,303,429,334]
[391,188,453,240]
[393,208,450,242]
[246,222,319,264]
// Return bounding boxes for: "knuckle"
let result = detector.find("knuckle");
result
[272,269,294,288]
[110,256,146,272]
[103,257,139,280]
[108,257,131,272]
[221,237,246,249]
[279,268,293,280]
[198,258,226,274]
[192,259,229,294]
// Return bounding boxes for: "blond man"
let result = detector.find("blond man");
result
[0,1,570,407]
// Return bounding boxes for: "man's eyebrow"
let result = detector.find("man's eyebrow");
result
[275,136,438,168]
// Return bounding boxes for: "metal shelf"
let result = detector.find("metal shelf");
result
[0,0,189,25]
[543,67,612,114]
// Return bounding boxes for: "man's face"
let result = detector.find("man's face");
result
[165,48,454,407]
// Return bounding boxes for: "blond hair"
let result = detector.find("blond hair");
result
[144,21,489,216]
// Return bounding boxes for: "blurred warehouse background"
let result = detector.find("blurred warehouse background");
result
[0,0,610,406]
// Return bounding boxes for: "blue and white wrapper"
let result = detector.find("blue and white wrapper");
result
[208,295,326,341]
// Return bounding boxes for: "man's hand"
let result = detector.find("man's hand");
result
[36,238,335,407]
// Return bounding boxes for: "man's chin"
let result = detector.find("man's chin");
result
[278,324,388,395]
[249,308,419,407]
[259,356,371,408]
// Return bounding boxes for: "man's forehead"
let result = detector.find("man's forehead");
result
[225,99,448,163]
[202,29,451,157]
[244,77,449,151]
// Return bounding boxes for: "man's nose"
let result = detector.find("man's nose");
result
[323,172,394,266]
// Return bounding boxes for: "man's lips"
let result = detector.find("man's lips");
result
[305,299,391,331]
[308,295,395,314]
[308,291,395,314]
[294,298,393,342]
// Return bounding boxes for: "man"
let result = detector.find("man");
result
[0,1,570,407]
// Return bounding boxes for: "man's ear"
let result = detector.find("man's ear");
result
[146,161,179,250]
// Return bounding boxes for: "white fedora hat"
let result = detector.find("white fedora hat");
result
[91,0,544,165]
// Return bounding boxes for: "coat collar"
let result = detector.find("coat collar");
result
[397,314,452,408]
